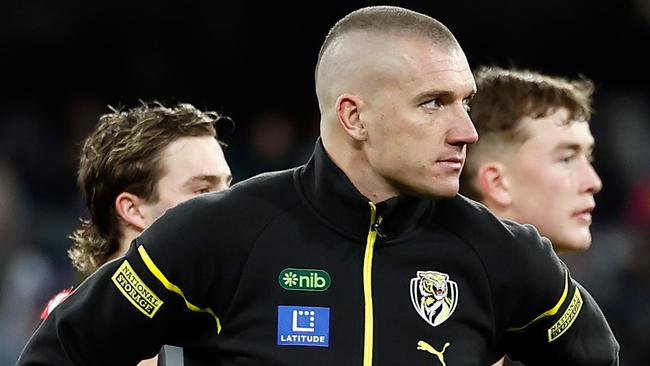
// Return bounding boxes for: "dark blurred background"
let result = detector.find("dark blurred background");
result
[1,1,648,364]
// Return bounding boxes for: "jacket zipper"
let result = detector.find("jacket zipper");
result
[363,202,383,366]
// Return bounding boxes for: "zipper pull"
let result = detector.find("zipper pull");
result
[372,221,386,238]
[368,201,386,238]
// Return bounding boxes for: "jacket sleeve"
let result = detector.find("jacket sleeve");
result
[17,195,229,365]
[498,222,619,366]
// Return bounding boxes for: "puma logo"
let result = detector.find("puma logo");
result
[417,340,450,366]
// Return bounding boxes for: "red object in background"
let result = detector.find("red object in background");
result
[625,176,650,230]
[39,288,73,320]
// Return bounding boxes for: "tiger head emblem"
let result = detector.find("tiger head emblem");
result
[410,270,458,327]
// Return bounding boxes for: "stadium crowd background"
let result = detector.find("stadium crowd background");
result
[1,1,648,364]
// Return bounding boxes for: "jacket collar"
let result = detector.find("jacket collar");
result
[296,139,433,241]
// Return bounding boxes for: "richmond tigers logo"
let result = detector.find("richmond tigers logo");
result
[410,271,458,327]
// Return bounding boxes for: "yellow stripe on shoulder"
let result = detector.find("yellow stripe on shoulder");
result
[507,269,569,332]
[137,245,222,333]
[548,287,583,342]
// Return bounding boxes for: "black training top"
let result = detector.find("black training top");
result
[18,140,619,366]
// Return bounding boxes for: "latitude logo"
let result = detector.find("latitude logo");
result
[279,268,331,292]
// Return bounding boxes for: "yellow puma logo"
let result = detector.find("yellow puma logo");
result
[417,340,450,366]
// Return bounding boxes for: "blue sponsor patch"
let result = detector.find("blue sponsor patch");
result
[277,305,330,347]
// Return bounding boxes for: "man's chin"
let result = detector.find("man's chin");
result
[398,180,459,200]
[553,235,593,253]
[432,186,460,200]
[420,182,459,200]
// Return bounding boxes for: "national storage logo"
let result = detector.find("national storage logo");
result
[111,260,163,318]
[279,268,331,292]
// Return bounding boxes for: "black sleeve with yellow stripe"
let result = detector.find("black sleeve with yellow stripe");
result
[18,240,221,365]
[18,243,183,365]
[495,221,619,365]
[18,188,275,365]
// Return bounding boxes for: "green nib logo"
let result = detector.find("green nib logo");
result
[278,268,331,292]
[282,272,299,287]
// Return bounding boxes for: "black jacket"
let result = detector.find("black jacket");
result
[18,141,619,365]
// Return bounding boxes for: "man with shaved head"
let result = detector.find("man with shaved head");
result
[19,6,618,366]
[316,9,477,202]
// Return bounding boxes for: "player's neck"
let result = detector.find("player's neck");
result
[107,227,142,261]
[323,138,398,203]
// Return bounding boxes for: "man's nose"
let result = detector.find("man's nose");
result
[448,105,478,146]
[582,162,603,195]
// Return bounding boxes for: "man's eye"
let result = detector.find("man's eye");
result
[560,154,577,163]
[462,98,472,112]
[421,99,441,109]
[194,187,211,194]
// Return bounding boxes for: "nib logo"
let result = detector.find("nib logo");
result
[279,268,331,292]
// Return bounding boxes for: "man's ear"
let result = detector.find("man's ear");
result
[114,192,147,231]
[336,93,367,141]
[476,162,513,208]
